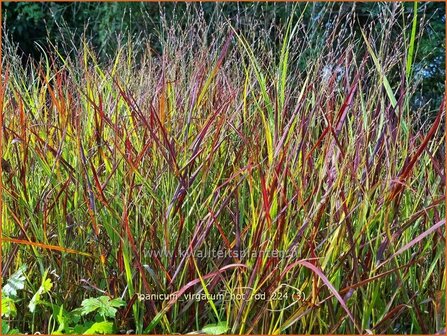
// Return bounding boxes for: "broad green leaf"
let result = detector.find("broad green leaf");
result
[82,321,114,335]
[1,297,17,318]
[42,277,53,293]
[28,296,38,314]
[52,305,66,334]
[29,270,53,313]
[2,319,20,335]
[201,322,229,335]
[2,321,9,335]
[81,296,125,319]
[2,265,27,297]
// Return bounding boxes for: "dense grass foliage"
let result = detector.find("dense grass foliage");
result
[1,3,445,334]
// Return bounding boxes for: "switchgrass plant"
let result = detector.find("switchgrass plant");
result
[1,3,445,334]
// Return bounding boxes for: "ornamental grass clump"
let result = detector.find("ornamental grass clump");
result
[1,3,445,334]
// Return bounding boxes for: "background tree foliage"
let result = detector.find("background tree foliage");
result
[2,2,445,113]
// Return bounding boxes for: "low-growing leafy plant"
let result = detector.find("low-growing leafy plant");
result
[50,296,125,335]
[79,296,126,320]
[2,265,27,334]
[29,269,53,313]
[1,264,126,334]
